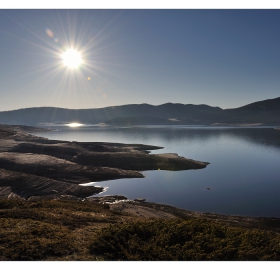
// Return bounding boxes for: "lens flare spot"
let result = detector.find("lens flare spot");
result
[87,76,91,81]
[46,28,54,38]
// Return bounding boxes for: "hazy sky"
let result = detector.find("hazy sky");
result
[1,9,280,111]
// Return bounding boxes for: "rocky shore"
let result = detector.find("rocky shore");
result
[0,124,208,200]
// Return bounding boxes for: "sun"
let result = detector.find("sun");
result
[61,49,83,69]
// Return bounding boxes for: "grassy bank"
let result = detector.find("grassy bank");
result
[1,199,280,261]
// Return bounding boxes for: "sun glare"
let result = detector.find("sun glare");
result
[67,122,83,127]
[61,49,82,69]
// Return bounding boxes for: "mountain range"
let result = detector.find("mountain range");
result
[1,97,280,126]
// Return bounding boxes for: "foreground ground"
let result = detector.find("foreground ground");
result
[1,199,280,261]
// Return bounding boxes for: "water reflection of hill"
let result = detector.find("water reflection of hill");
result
[140,127,280,150]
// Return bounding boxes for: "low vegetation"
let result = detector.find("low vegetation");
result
[1,199,280,261]
[0,199,115,260]
[89,219,280,261]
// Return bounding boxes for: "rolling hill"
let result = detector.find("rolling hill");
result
[1,97,280,126]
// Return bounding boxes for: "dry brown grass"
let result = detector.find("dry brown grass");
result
[1,199,280,261]
[0,199,138,260]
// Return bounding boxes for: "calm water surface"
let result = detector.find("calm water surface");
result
[34,125,280,217]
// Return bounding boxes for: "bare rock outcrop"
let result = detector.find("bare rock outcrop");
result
[0,125,209,199]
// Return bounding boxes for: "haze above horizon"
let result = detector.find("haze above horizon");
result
[1,9,280,111]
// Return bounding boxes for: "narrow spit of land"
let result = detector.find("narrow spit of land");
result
[1,124,280,261]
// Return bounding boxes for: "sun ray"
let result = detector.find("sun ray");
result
[1,10,137,109]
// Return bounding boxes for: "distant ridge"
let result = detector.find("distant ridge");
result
[1,97,280,126]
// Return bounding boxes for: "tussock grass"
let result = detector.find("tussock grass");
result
[0,218,76,260]
[0,199,116,260]
[89,219,280,261]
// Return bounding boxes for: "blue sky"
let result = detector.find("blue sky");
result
[0,8,280,111]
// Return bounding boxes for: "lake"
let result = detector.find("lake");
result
[33,125,280,218]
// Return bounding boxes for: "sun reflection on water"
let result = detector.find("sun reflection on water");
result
[66,122,83,127]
